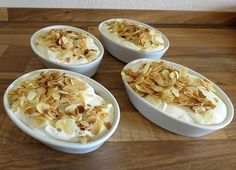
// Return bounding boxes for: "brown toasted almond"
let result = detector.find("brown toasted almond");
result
[171,87,179,97]
[91,120,103,135]
[34,116,48,126]
[104,122,112,129]
[27,90,37,101]
[36,103,50,114]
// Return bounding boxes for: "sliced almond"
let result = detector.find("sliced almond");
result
[91,120,103,135]
[179,67,188,77]
[34,116,48,126]
[65,105,77,113]
[63,119,74,135]
[104,122,112,129]
[61,36,68,44]
[36,103,50,114]
[80,120,89,127]
[52,92,60,100]
[162,69,170,80]
[27,90,37,101]
[142,63,151,75]
[172,87,179,97]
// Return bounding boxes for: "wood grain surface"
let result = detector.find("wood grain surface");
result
[0,9,236,170]
[2,8,236,26]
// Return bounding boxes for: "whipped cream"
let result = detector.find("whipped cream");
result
[145,94,226,125]
[122,61,227,125]
[102,19,165,52]
[35,29,100,65]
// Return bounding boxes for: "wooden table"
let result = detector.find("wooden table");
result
[0,8,236,170]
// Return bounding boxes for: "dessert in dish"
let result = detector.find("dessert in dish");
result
[7,70,113,144]
[101,19,164,52]
[35,29,100,65]
[122,60,227,125]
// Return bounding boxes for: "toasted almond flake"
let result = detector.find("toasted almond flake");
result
[193,106,206,114]
[80,121,89,127]
[11,101,20,112]
[172,87,179,97]
[52,92,60,100]
[104,122,112,129]
[151,84,164,92]
[162,70,170,80]
[99,112,109,120]
[179,67,188,77]
[47,112,57,119]
[142,63,151,75]
[27,90,37,101]
[34,116,48,126]
[59,90,69,95]
[175,71,180,79]
[91,120,103,135]
[122,73,134,82]
[24,106,36,115]
[59,97,69,104]
[63,119,74,135]
[86,116,97,125]
[36,103,50,114]
[135,84,152,94]
[134,76,145,85]
[170,72,176,79]
[55,119,65,130]
[65,105,77,113]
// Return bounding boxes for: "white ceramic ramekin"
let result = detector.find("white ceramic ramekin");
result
[122,58,234,137]
[98,18,170,63]
[30,25,104,77]
[4,69,120,154]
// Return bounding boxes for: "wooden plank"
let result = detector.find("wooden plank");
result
[7,8,236,25]
[0,8,8,21]
[0,45,8,57]
[0,141,236,170]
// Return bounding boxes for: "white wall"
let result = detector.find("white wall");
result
[0,0,235,11]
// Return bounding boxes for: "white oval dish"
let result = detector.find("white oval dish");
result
[4,69,120,154]
[98,18,170,63]
[122,58,234,137]
[30,25,104,77]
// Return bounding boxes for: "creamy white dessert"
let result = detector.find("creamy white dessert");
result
[122,61,227,125]
[8,71,113,143]
[35,29,100,65]
[102,19,164,52]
